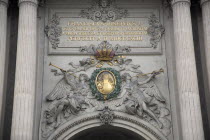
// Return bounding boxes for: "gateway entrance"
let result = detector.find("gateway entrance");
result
[70,126,145,140]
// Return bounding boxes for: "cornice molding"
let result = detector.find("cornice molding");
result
[171,0,191,6]
[200,0,210,5]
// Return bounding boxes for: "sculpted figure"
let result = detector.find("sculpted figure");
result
[68,58,97,73]
[44,73,90,128]
[121,73,133,89]
[51,58,96,76]
[114,58,142,73]
[121,72,164,128]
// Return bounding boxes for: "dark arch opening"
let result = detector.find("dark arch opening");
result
[70,126,146,140]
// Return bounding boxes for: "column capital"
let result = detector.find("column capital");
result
[171,0,191,6]
[200,0,210,6]
[19,0,38,6]
[0,0,8,6]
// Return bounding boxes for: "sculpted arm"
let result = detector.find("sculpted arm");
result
[138,73,155,85]
[51,69,64,76]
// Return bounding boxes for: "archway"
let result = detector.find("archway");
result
[70,126,146,140]
[47,112,167,140]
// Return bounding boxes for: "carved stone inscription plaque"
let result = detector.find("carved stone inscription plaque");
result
[45,1,164,54]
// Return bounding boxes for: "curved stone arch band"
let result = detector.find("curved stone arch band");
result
[47,112,167,140]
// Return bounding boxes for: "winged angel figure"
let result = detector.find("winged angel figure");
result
[115,69,171,132]
[42,72,91,135]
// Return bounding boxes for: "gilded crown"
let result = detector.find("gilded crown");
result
[95,41,116,61]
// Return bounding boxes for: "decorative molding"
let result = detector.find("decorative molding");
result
[48,112,168,140]
[47,8,163,54]
[80,41,131,54]
[81,0,128,22]
[114,115,163,140]
[51,115,99,140]
[99,106,115,124]
[171,0,191,6]
[45,14,62,49]
[18,0,38,5]
[147,14,165,49]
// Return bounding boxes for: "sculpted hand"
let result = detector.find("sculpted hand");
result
[60,69,66,73]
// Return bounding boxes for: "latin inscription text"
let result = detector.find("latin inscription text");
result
[62,21,148,41]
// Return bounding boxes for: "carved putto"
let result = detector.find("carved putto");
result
[81,0,128,22]
[41,53,171,139]
[42,73,90,137]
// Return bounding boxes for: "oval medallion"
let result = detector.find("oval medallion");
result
[96,70,116,95]
[90,68,121,101]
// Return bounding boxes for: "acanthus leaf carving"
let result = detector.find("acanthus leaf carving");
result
[99,106,114,125]
[80,41,131,55]
[147,14,165,49]
[81,0,128,22]
[45,14,62,49]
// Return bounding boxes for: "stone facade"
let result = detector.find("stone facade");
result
[0,0,210,140]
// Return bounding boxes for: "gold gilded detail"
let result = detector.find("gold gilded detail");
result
[95,41,115,61]
[107,62,113,66]
[95,70,116,95]
[49,62,77,78]
[96,62,104,68]
[135,68,164,77]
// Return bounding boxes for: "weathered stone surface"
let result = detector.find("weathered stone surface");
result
[0,0,8,138]
[45,2,164,55]
[201,0,210,105]
[172,0,205,140]
[11,0,38,140]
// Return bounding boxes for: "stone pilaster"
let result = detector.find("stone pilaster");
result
[200,0,210,93]
[171,0,205,140]
[11,0,38,140]
[0,0,8,136]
